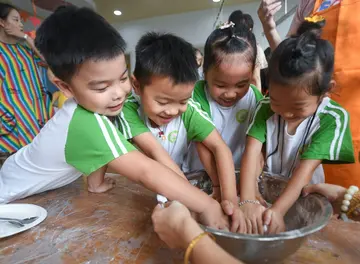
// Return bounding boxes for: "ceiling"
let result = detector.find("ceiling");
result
[93,0,252,23]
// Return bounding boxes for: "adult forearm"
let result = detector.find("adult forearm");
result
[263,26,282,51]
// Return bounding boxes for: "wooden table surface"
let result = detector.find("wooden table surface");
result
[0,175,359,264]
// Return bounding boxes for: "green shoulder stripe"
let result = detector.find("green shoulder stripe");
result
[302,100,354,163]
[182,98,215,142]
[65,106,135,175]
[192,80,211,117]
[246,98,273,143]
[250,84,264,102]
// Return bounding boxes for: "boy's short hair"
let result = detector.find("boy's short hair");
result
[133,32,198,87]
[35,6,126,83]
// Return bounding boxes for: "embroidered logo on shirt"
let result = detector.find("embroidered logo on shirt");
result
[168,130,178,143]
[236,109,249,123]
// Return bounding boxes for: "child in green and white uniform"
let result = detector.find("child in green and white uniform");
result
[247,97,353,184]
[239,24,355,235]
[0,7,229,231]
[118,32,246,233]
[184,82,262,172]
[183,23,263,175]
[119,93,214,167]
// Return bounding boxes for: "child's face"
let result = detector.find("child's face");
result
[206,58,252,107]
[56,54,131,116]
[133,76,193,126]
[269,83,322,123]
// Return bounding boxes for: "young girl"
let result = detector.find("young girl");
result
[183,23,263,198]
[239,22,355,235]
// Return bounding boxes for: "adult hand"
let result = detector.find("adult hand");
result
[152,201,203,249]
[258,0,282,30]
[302,183,347,202]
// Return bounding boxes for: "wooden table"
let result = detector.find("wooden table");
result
[1,175,359,264]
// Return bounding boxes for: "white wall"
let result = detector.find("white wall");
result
[113,0,295,69]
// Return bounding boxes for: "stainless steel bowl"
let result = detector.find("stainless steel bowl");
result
[185,170,333,264]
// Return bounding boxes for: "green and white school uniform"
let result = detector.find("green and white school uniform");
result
[117,92,215,167]
[247,97,355,184]
[0,99,135,204]
[183,81,263,172]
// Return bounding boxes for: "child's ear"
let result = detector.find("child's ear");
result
[326,80,337,96]
[131,75,141,95]
[0,19,5,28]
[51,76,74,99]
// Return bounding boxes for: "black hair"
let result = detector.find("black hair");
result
[203,24,257,74]
[228,10,243,25]
[264,47,271,62]
[268,20,334,96]
[229,11,254,31]
[296,20,325,38]
[35,6,126,83]
[0,3,17,20]
[134,32,198,87]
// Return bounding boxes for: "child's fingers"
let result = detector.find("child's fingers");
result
[153,204,163,213]
[245,218,252,234]
[221,200,234,216]
[257,218,264,235]
[263,209,272,226]
[230,213,240,233]
[251,218,259,234]
[237,214,247,234]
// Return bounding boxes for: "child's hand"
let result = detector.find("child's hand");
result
[198,200,230,230]
[221,200,247,233]
[302,183,346,202]
[240,203,267,234]
[263,208,286,234]
[152,201,203,249]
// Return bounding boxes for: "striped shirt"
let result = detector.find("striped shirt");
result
[0,42,54,153]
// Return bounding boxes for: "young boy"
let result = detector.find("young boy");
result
[0,6,228,230]
[118,32,245,232]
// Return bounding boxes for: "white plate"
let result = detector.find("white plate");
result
[0,204,47,238]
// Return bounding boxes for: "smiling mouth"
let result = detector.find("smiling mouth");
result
[159,115,176,122]
[220,98,237,105]
[108,102,123,111]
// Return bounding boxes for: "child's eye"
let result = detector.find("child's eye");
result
[216,85,225,88]
[157,101,167,106]
[120,76,128,83]
[95,87,108,92]
[236,84,247,89]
